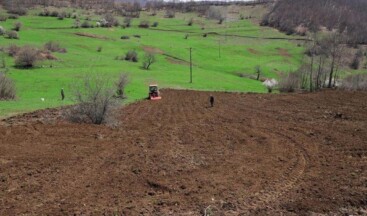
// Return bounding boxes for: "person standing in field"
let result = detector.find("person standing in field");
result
[61,88,65,101]
[209,95,214,107]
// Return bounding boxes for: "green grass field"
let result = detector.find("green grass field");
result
[0,7,305,117]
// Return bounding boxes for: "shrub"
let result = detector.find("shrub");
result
[44,41,66,53]
[7,14,19,19]
[350,56,360,70]
[139,20,150,28]
[278,72,300,93]
[203,33,207,37]
[121,35,130,40]
[207,6,226,24]
[0,73,16,100]
[97,46,102,52]
[7,7,27,16]
[165,10,175,18]
[13,22,22,32]
[38,9,50,16]
[340,74,367,91]
[14,46,39,68]
[81,20,92,28]
[6,31,19,39]
[142,52,156,70]
[50,11,59,17]
[350,48,364,70]
[58,12,66,20]
[67,74,119,125]
[7,44,20,57]
[123,17,132,28]
[100,14,119,27]
[0,15,7,21]
[0,26,5,36]
[133,35,141,38]
[188,18,194,26]
[152,22,158,27]
[125,50,138,62]
[115,73,129,98]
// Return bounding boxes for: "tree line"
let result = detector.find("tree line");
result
[261,0,367,45]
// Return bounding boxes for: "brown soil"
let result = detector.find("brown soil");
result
[1,90,366,215]
[165,57,190,66]
[248,48,260,55]
[74,32,111,40]
[277,48,291,58]
[142,46,164,55]
[38,51,57,60]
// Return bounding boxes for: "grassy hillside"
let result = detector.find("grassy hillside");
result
[0,8,305,117]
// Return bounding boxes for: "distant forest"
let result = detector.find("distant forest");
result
[261,0,367,44]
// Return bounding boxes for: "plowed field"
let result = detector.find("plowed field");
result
[0,90,366,215]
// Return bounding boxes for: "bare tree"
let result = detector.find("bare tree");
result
[15,46,39,68]
[324,32,345,88]
[68,74,119,125]
[142,52,156,70]
[0,72,16,100]
[115,73,129,99]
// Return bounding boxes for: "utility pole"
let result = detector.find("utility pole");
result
[218,40,221,58]
[189,47,192,83]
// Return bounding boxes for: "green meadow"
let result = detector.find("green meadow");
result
[0,8,305,117]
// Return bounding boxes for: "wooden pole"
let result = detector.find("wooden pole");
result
[190,47,192,83]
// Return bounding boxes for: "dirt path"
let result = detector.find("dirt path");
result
[0,90,366,215]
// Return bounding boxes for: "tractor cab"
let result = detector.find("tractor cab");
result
[148,84,161,100]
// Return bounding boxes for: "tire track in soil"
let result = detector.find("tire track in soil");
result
[241,129,308,212]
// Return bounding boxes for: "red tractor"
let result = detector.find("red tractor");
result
[148,84,161,100]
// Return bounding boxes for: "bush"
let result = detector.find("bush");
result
[340,74,367,91]
[50,11,59,17]
[58,12,66,20]
[13,22,22,32]
[133,35,141,38]
[67,74,119,125]
[38,9,50,16]
[44,41,66,53]
[188,18,194,26]
[97,46,102,52]
[123,17,132,28]
[121,35,130,40]
[0,26,5,36]
[115,73,129,98]
[152,22,158,27]
[100,14,119,27]
[139,20,150,28]
[278,72,300,93]
[7,14,19,19]
[165,10,175,18]
[7,44,20,57]
[81,20,92,28]
[207,6,226,24]
[350,56,360,70]
[14,46,39,68]
[0,15,7,21]
[0,73,16,100]
[125,50,138,62]
[7,7,27,16]
[6,31,19,39]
